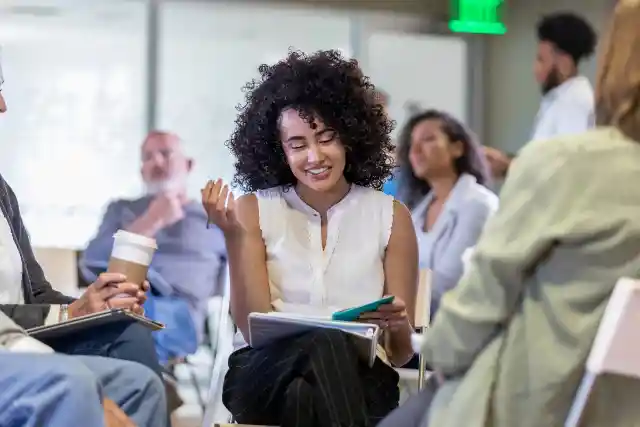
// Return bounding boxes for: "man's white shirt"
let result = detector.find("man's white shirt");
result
[530,75,595,141]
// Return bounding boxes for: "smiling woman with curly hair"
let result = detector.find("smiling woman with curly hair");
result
[202,50,418,427]
[228,50,395,192]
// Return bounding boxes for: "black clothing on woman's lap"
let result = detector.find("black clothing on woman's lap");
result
[223,329,399,427]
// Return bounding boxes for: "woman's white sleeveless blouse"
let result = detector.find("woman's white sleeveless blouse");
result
[234,184,395,348]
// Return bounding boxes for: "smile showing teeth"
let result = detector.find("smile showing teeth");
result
[307,167,329,175]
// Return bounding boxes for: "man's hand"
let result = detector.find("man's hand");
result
[146,192,186,228]
[128,192,187,237]
[68,273,141,319]
[104,398,136,427]
[483,146,512,179]
[127,280,150,316]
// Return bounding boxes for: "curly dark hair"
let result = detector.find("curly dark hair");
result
[537,13,597,64]
[226,49,395,192]
[396,110,492,210]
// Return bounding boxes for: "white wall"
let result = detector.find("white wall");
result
[367,33,468,138]
[484,0,612,154]
[350,11,471,138]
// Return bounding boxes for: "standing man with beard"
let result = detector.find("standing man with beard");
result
[485,12,597,180]
[81,131,227,369]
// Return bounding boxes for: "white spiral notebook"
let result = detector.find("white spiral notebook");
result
[248,312,381,367]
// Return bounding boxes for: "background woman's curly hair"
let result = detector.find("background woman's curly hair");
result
[226,49,395,192]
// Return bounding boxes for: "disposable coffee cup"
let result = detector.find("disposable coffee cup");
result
[107,230,157,297]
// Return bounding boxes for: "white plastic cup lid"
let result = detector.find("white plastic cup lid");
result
[112,230,157,250]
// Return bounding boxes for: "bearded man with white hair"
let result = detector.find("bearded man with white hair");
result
[81,131,227,367]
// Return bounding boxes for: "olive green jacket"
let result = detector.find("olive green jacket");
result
[423,127,640,427]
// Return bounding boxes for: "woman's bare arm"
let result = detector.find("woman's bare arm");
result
[225,194,272,340]
[383,200,419,366]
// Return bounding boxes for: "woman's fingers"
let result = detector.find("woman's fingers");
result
[376,296,405,312]
[211,179,223,199]
[359,312,401,320]
[202,179,237,228]
[201,180,217,215]
[217,185,229,212]
[202,179,223,204]
[226,192,241,225]
[358,311,385,320]
[201,180,213,202]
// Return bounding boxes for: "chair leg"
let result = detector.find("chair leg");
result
[565,372,596,427]
[185,361,207,413]
[418,354,427,391]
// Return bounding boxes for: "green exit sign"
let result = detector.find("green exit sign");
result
[449,0,506,35]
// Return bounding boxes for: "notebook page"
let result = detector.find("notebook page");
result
[248,312,380,366]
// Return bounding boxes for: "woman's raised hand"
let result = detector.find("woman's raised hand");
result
[201,179,242,235]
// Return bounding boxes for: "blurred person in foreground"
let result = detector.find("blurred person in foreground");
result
[0,311,166,427]
[82,131,227,365]
[396,110,497,319]
[379,1,640,426]
[485,12,597,181]
[202,50,418,427]
[0,54,166,427]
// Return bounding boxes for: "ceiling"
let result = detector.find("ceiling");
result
[0,0,454,37]
[184,0,450,17]
[0,0,451,18]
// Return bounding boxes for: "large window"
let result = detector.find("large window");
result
[0,1,472,249]
[0,2,147,247]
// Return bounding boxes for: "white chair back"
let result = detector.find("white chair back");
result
[32,247,79,296]
[414,268,432,329]
[565,277,640,427]
[586,277,640,377]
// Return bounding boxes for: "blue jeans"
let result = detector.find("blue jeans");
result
[0,352,167,427]
[44,320,163,380]
[377,377,439,427]
[144,293,198,364]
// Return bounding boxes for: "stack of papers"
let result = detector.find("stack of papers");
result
[248,312,381,367]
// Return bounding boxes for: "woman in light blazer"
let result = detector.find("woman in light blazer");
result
[380,2,640,426]
[396,110,498,317]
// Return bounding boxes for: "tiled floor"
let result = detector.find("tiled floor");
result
[172,412,200,427]
[171,347,215,427]
[173,297,230,427]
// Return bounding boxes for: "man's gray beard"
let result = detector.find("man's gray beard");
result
[145,178,186,196]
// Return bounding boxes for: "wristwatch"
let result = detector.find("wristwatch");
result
[59,304,70,322]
